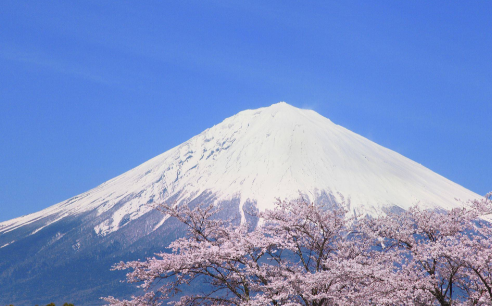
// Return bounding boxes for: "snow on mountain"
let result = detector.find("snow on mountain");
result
[0,102,481,238]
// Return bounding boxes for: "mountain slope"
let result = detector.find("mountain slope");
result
[0,102,481,304]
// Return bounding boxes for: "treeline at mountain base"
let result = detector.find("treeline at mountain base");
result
[5,303,74,306]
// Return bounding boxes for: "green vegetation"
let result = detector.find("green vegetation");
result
[6,303,74,306]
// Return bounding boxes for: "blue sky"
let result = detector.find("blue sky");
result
[1,1,491,222]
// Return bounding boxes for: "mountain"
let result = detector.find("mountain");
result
[0,102,481,305]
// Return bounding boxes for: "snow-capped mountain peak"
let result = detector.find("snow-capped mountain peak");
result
[0,102,480,236]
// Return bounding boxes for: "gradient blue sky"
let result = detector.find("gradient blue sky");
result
[1,1,491,222]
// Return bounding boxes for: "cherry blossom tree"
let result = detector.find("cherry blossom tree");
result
[104,199,388,306]
[104,193,492,306]
[362,192,492,306]
[247,200,391,306]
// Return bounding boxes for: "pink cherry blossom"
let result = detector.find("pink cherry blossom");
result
[104,193,492,306]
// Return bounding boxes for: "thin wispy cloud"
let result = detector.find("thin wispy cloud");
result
[0,45,116,86]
